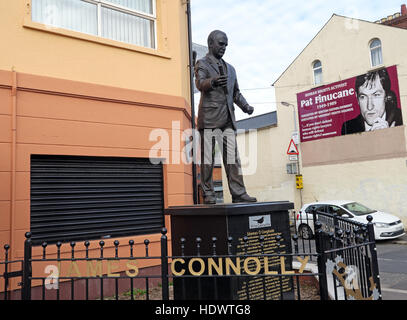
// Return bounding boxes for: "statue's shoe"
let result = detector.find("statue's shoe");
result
[232,193,257,203]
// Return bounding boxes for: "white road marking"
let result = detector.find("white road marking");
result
[378,258,407,263]
[381,287,407,294]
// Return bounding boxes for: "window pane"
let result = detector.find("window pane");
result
[105,0,153,14]
[343,202,376,216]
[314,68,322,85]
[101,6,154,48]
[371,47,383,66]
[313,60,321,68]
[370,39,381,49]
[32,0,97,36]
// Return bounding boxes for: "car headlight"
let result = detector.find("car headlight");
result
[374,222,390,228]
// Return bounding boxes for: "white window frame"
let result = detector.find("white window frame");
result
[32,0,157,49]
[312,60,323,86]
[369,38,383,68]
[85,0,157,48]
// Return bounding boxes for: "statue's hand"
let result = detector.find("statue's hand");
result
[211,75,228,88]
[246,105,254,115]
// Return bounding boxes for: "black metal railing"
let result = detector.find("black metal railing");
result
[0,245,23,300]
[312,212,381,300]
[291,207,377,254]
[1,216,381,301]
[168,233,321,301]
[20,231,166,301]
[290,209,315,261]
[290,207,381,300]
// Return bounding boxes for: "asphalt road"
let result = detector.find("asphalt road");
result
[376,233,407,300]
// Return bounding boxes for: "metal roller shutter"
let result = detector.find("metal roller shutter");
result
[30,155,164,244]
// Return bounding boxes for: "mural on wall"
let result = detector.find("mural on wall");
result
[297,65,402,142]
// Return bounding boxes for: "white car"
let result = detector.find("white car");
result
[296,200,405,241]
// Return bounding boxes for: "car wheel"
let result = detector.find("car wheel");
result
[299,224,313,240]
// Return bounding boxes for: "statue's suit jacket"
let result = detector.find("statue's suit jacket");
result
[195,54,250,130]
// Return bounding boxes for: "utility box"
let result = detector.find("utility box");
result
[286,162,298,174]
[296,174,303,189]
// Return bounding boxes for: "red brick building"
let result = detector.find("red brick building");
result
[376,4,407,29]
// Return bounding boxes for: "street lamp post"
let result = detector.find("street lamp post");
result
[281,101,297,133]
[281,101,303,208]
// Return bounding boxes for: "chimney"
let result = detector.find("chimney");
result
[402,4,407,15]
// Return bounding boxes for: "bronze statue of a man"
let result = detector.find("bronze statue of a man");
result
[195,30,257,204]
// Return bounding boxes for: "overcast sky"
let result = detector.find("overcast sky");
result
[190,0,404,120]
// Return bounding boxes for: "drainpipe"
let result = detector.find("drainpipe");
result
[10,70,17,261]
[186,1,199,204]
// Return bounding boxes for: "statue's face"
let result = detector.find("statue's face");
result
[210,33,228,59]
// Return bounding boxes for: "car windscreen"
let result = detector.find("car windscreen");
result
[342,202,376,216]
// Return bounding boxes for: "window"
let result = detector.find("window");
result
[327,205,351,217]
[305,204,325,214]
[31,0,156,49]
[343,202,376,216]
[312,60,323,85]
[370,38,383,67]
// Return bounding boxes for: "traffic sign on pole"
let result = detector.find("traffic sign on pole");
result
[289,155,298,161]
[287,139,299,155]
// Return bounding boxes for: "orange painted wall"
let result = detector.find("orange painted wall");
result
[0,1,194,293]
[0,70,194,291]
[0,1,192,100]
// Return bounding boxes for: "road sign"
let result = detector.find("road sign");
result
[291,131,299,145]
[289,155,298,161]
[287,139,299,155]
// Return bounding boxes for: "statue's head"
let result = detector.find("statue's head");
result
[207,30,228,59]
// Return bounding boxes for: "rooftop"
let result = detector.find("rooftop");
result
[236,111,277,131]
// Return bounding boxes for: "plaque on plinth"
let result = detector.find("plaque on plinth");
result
[165,201,295,300]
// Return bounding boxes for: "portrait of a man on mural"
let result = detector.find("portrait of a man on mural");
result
[297,65,403,143]
[341,68,403,135]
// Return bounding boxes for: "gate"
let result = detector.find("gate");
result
[0,216,381,300]
[312,211,381,300]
